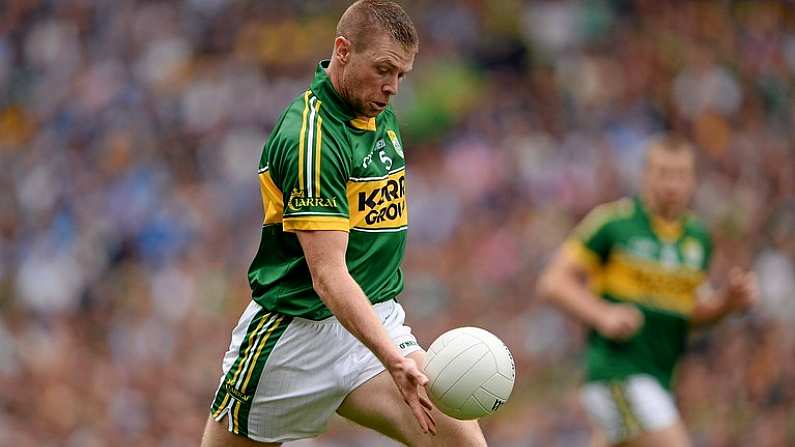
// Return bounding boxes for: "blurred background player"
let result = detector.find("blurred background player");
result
[537,136,758,447]
[200,1,485,446]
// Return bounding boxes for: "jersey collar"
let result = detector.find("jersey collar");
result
[635,196,686,242]
[311,60,377,132]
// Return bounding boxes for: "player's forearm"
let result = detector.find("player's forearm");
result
[538,271,607,330]
[312,269,403,367]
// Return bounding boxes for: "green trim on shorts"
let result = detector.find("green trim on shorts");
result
[231,314,292,436]
[210,309,274,419]
[610,381,642,439]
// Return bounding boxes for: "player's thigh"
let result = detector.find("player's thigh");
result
[336,351,487,447]
[624,421,690,447]
[201,415,281,447]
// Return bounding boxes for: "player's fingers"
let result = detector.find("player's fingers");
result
[612,331,628,341]
[621,317,642,338]
[624,305,642,321]
[425,407,437,435]
[619,319,634,332]
[409,369,429,387]
[419,392,434,412]
[415,385,436,434]
[739,273,756,294]
[419,394,436,435]
[407,397,430,433]
[729,267,744,286]
[613,325,632,340]
[626,313,643,331]
[399,380,432,433]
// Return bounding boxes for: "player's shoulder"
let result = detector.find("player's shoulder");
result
[583,197,636,227]
[572,197,635,242]
[269,91,313,144]
[268,90,346,151]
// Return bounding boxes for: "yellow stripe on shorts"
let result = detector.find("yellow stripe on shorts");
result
[230,314,284,434]
[610,382,642,437]
[210,311,273,420]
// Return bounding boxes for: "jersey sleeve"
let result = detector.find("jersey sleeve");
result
[562,205,615,271]
[695,223,714,273]
[267,106,351,232]
[703,234,713,271]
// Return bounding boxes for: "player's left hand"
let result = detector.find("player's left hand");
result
[387,356,437,435]
[724,267,759,313]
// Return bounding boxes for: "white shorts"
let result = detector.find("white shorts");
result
[210,299,421,443]
[580,374,680,444]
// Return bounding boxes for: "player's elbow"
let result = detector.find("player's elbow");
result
[308,264,347,301]
[535,269,559,302]
[309,269,335,299]
[536,263,576,304]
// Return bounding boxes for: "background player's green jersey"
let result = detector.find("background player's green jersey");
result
[248,61,409,320]
[565,196,713,389]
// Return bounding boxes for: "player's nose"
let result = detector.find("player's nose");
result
[383,75,399,96]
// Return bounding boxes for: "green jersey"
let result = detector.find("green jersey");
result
[248,60,408,320]
[565,196,713,389]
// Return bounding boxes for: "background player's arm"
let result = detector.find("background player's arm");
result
[690,268,758,327]
[537,246,643,341]
[296,230,436,434]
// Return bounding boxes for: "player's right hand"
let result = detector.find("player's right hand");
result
[596,303,644,341]
[387,356,437,435]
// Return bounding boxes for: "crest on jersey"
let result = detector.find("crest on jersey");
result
[387,130,404,158]
[682,237,704,269]
[627,237,656,260]
[660,243,680,269]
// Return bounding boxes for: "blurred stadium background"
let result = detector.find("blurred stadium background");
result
[1,0,794,446]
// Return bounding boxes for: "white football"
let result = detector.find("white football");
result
[423,327,515,420]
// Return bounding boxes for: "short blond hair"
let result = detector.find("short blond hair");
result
[336,0,419,52]
[645,134,695,164]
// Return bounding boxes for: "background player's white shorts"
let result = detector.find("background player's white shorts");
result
[580,374,680,444]
[210,299,421,443]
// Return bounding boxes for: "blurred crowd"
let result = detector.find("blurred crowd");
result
[1,0,794,446]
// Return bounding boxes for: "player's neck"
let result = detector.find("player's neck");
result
[325,62,366,121]
[643,195,683,223]
[324,61,342,97]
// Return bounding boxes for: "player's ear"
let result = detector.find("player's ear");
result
[333,36,352,65]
